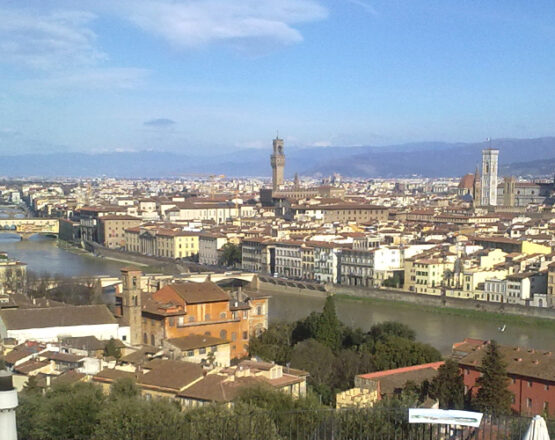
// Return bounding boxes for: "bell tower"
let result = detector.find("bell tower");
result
[480,148,499,206]
[271,136,285,191]
[121,267,143,346]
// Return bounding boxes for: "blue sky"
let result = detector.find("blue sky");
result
[1,0,555,155]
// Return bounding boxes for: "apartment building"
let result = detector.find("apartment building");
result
[404,257,454,295]
[124,226,199,259]
[241,238,274,274]
[319,204,389,223]
[97,215,141,249]
[312,242,342,284]
[198,233,228,266]
[139,282,269,359]
[274,241,303,279]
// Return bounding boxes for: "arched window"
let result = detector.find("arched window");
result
[220,330,228,340]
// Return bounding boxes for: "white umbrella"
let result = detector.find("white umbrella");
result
[522,415,550,440]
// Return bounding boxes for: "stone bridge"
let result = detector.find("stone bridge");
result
[0,218,59,239]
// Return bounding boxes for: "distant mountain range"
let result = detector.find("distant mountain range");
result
[0,137,554,179]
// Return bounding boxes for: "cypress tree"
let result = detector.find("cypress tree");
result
[474,340,512,415]
[429,358,464,409]
[313,295,342,351]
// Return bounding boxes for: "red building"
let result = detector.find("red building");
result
[456,339,555,417]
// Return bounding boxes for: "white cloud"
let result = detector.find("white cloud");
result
[119,0,327,49]
[0,7,104,69]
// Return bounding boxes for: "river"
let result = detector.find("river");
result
[0,234,124,277]
[0,208,553,354]
[269,292,555,354]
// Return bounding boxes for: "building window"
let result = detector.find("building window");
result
[231,332,237,341]
[205,313,211,321]
[545,384,549,391]
[199,348,206,355]
[243,331,248,340]
[220,312,226,319]
[169,317,175,327]
[528,381,533,388]
[220,330,227,340]
[187,350,194,357]
[150,334,155,346]
[188,316,195,322]
[527,398,532,408]
[143,333,147,344]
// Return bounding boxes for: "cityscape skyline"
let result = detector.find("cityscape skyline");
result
[2,1,555,155]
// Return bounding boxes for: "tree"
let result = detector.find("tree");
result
[429,359,464,409]
[368,321,416,342]
[31,382,106,440]
[22,375,42,395]
[218,243,242,267]
[110,377,139,400]
[474,340,512,415]
[104,338,122,360]
[95,396,186,440]
[293,296,343,351]
[290,339,335,389]
[248,322,294,365]
[368,336,442,371]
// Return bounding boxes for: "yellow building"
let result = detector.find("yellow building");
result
[155,230,199,259]
[336,387,379,409]
[521,241,551,256]
[124,226,199,259]
[446,268,509,300]
[404,258,454,295]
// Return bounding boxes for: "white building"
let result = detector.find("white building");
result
[198,233,228,266]
[0,305,127,344]
[313,243,341,284]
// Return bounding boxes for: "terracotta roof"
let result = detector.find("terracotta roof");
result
[14,359,49,374]
[358,362,444,397]
[52,370,86,386]
[166,335,229,351]
[139,359,204,392]
[41,351,84,363]
[0,305,117,330]
[458,343,555,382]
[61,336,105,352]
[154,282,230,305]
[93,368,136,383]
[177,374,259,402]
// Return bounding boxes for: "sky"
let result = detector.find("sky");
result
[1,0,555,155]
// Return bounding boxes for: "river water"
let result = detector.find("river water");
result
[0,207,553,354]
[268,292,555,354]
[0,234,124,277]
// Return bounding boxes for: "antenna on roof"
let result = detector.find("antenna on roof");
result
[276,129,279,139]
